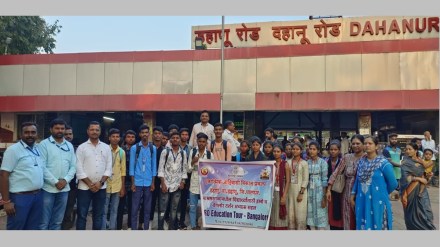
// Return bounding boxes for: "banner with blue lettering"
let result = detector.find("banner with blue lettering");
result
[199,160,275,230]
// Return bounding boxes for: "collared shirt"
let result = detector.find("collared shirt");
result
[129,142,157,187]
[187,147,213,194]
[0,140,44,193]
[189,122,215,148]
[39,136,76,193]
[158,147,188,193]
[422,139,437,160]
[222,129,239,156]
[76,139,112,191]
[106,146,126,193]
[122,144,133,185]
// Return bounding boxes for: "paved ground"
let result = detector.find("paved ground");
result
[1,186,438,230]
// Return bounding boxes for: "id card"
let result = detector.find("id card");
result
[275,186,280,191]
[291,175,298,184]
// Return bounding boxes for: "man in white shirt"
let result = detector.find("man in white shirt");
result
[222,121,240,158]
[187,133,213,230]
[340,132,350,155]
[157,132,187,230]
[422,131,438,161]
[189,110,215,148]
[75,121,112,230]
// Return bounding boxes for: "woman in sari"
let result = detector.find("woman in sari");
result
[327,134,365,230]
[269,144,291,230]
[350,135,397,230]
[400,142,436,230]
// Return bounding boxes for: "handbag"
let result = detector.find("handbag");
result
[331,165,346,193]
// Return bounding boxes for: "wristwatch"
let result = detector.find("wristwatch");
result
[100,180,105,186]
[299,190,304,194]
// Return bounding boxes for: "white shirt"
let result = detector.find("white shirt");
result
[422,138,437,160]
[187,147,213,194]
[222,129,240,156]
[76,139,113,190]
[341,137,350,155]
[189,122,215,148]
[157,148,188,193]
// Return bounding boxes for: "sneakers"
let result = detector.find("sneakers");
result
[178,224,188,230]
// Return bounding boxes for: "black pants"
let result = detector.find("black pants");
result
[150,177,161,221]
[116,184,132,230]
[177,174,191,227]
[61,183,77,230]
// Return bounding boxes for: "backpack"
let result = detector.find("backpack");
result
[134,143,154,173]
[210,140,228,161]
[164,147,185,173]
[191,147,212,160]
[118,148,124,161]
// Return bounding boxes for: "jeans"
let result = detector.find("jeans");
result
[117,184,132,230]
[76,189,106,230]
[189,192,200,228]
[7,191,43,230]
[40,190,69,230]
[102,192,120,230]
[61,185,77,230]
[131,186,152,230]
[158,190,181,230]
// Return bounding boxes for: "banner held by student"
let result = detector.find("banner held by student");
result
[199,160,275,230]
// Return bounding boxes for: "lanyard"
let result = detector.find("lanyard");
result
[20,141,40,156]
[51,139,70,152]
[171,150,180,163]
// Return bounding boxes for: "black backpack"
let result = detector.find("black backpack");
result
[210,140,227,161]
[191,147,212,160]
[134,143,154,174]
[164,147,185,173]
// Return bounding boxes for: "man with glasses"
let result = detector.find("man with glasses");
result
[39,118,77,230]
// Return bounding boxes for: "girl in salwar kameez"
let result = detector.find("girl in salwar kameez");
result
[286,143,309,230]
[325,140,343,230]
[327,134,365,230]
[350,136,397,230]
[269,144,291,230]
[400,143,436,230]
[306,141,329,230]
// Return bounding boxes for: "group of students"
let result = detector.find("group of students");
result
[0,110,437,231]
[260,132,437,230]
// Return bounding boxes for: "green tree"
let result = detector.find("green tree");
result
[0,16,62,55]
